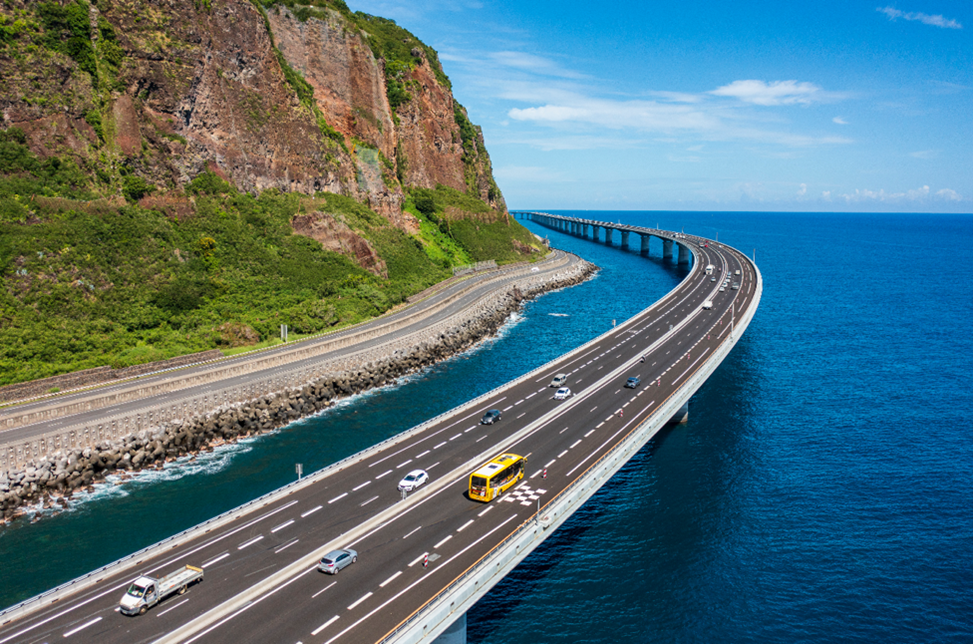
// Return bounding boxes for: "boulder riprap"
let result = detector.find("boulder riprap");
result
[0,260,596,523]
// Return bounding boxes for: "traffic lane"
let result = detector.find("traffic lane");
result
[188,471,518,643]
[206,334,710,644]
[189,352,672,644]
[0,497,312,644]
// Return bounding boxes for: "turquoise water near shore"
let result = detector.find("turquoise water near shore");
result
[3,210,972,644]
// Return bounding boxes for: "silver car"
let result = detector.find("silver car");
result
[318,549,358,574]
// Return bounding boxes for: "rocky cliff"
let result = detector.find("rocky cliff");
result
[0,0,506,227]
[0,0,538,389]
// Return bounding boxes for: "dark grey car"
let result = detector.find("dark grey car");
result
[481,409,502,425]
[318,549,358,574]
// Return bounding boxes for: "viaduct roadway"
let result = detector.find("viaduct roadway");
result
[0,220,759,644]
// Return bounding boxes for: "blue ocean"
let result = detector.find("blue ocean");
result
[2,211,972,643]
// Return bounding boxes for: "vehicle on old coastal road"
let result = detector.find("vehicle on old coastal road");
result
[318,549,358,574]
[550,373,567,388]
[625,377,641,388]
[119,565,204,616]
[553,387,572,400]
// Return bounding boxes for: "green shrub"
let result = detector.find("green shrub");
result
[122,176,154,202]
[186,171,235,196]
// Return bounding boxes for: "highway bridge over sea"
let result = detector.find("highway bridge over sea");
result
[0,213,761,644]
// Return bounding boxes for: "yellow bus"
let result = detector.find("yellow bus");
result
[468,453,527,502]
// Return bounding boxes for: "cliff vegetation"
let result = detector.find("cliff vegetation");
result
[0,0,542,387]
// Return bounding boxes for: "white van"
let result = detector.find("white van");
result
[550,373,567,388]
[702,301,713,310]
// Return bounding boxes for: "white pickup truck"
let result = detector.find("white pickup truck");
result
[119,565,204,616]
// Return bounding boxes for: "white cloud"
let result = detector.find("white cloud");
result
[833,116,849,125]
[709,80,825,106]
[488,51,587,79]
[797,183,808,196]
[877,6,962,29]
[909,149,937,159]
[837,184,963,203]
[503,90,852,148]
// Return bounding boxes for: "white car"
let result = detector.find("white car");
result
[397,469,429,492]
[553,387,571,400]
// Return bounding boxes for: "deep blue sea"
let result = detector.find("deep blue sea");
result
[2,211,972,643]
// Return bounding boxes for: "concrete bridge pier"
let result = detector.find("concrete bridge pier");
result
[621,230,630,250]
[677,243,690,265]
[668,401,689,424]
[604,227,613,245]
[433,613,467,644]
[640,234,651,256]
[663,239,674,261]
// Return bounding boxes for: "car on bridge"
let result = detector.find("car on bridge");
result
[625,377,640,388]
[550,373,567,387]
[398,469,429,492]
[553,387,572,400]
[318,549,357,574]
[481,409,502,425]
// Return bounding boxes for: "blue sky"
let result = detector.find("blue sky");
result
[351,0,971,212]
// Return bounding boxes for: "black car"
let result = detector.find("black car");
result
[625,377,640,388]
[481,409,502,425]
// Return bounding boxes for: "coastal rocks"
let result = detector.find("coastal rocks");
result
[0,260,596,523]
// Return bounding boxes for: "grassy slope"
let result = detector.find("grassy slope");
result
[0,133,541,387]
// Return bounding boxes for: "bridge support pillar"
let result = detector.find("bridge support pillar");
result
[582,223,590,239]
[604,227,613,245]
[677,243,690,265]
[621,230,630,249]
[663,239,674,261]
[433,612,467,644]
[669,401,689,424]
[640,234,651,256]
